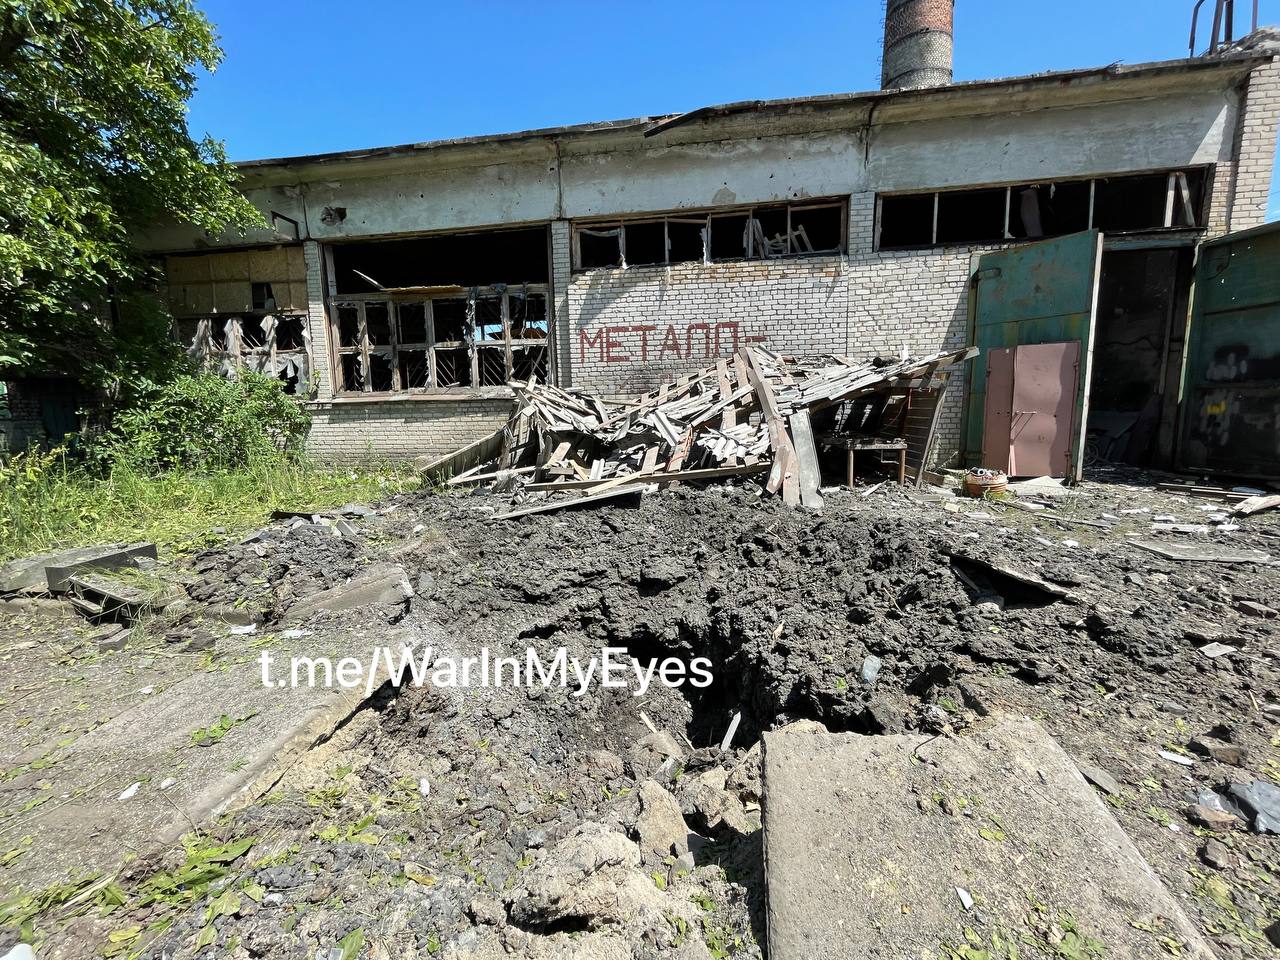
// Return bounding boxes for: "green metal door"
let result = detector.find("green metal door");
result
[1179,222,1280,478]
[965,230,1103,481]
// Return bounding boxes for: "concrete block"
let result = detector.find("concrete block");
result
[761,716,1216,960]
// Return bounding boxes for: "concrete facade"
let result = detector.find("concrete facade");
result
[140,52,1280,466]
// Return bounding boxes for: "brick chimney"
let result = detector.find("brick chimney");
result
[882,0,954,90]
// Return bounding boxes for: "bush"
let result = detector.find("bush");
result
[99,372,311,471]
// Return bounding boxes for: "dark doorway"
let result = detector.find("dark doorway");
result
[1086,247,1194,467]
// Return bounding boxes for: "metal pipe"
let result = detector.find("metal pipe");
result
[1209,0,1223,53]
[1225,0,1234,44]
[1190,0,1208,56]
[1254,0,1260,32]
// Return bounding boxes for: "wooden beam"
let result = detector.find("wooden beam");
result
[491,484,654,521]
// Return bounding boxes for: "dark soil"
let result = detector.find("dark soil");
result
[4,473,1279,959]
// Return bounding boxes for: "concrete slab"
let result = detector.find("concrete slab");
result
[761,716,1216,960]
[0,622,422,893]
[0,543,154,596]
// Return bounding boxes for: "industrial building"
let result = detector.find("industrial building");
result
[26,1,1279,479]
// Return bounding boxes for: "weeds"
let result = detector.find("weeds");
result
[0,446,420,563]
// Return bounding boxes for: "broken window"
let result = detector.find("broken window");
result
[572,199,848,270]
[788,204,844,254]
[330,287,551,395]
[164,246,311,393]
[330,226,549,293]
[1008,181,1091,239]
[577,227,623,270]
[624,221,666,266]
[877,168,1208,250]
[667,219,707,264]
[936,188,1006,245]
[878,194,935,248]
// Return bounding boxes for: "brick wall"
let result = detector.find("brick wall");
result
[1,381,46,452]
[305,396,514,463]
[565,197,982,468]
[1228,58,1280,232]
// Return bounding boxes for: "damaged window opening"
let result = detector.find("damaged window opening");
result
[877,168,1208,250]
[572,198,847,271]
[330,288,550,395]
[164,246,311,394]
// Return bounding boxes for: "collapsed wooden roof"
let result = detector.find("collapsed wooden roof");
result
[422,345,977,517]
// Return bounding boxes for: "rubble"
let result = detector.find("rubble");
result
[426,346,975,511]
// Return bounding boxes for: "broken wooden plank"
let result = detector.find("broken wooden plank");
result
[446,466,537,486]
[1233,494,1280,516]
[743,348,800,506]
[418,424,509,480]
[787,409,824,512]
[523,463,768,492]
[490,484,655,521]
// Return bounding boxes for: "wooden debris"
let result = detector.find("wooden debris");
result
[426,344,976,513]
[490,484,655,521]
[1234,494,1280,516]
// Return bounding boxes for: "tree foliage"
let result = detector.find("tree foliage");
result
[0,1,262,386]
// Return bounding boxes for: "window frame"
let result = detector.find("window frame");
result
[327,287,551,396]
[571,198,848,272]
[874,168,1211,252]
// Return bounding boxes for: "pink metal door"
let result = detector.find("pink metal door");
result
[981,348,1016,472]
[1009,341,1080,477]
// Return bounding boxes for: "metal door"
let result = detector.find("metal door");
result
[981,347,1015,472]
[1010,341,1080,477]
[1179,221,1280,479]
[967,230,1103,480]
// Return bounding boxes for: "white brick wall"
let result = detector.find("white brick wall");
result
[565,203,983,468]
[305,397,514,463]
[1229,58,1280,232]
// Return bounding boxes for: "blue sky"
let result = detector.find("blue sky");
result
[188,0,1279,219]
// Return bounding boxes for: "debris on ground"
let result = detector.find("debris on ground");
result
[425,345,975,511]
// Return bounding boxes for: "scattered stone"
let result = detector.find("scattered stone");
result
[1197,642,1238,659]
[118,782,141,801]
[585,749,625,779]
[281,564,413,625]
[635,779,689,865]
[1159,701,1190,717]
[1201,839,1233,870]
[1236,599,1277,618]
[955,887,974,911]
[506,826,657,929]
[1189,737,1248,766]
[199,603,265,628]
[1185,804,1241,832]
[1158,750,1196,767]
[1267,920,1280,948]
[96,628,132,653]
[627,730,682,780]
[1078,765,1122,796]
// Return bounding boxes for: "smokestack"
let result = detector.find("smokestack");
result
[882,0,954,90]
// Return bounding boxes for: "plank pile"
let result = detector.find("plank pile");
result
[423,345,976,516]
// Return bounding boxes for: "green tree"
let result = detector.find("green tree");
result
[0,0,262,387]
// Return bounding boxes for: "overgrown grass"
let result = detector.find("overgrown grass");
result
[0,447,422,563]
